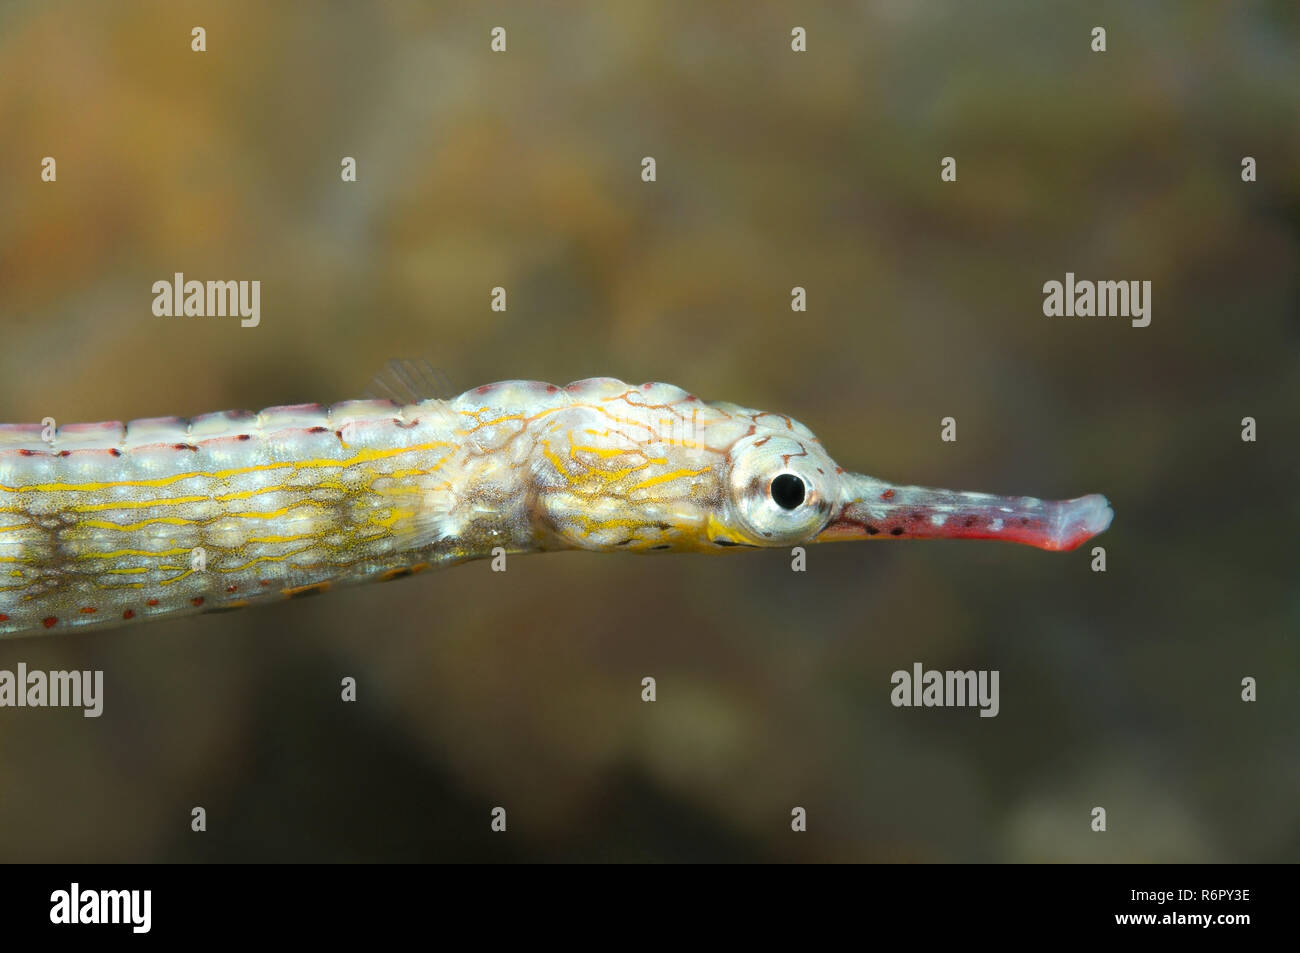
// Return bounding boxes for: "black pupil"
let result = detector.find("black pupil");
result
[770,473,806,510]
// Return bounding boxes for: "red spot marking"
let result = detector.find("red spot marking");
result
[685,395,698,402]
[881,489,895,500]
[18,449,33,456]
[546,384,558,393]
[834,466,845,474]
[237,434,251,441]
[174,443,197,451]
[260,579,272,587]
[0,613,8,622]
[110,448,122,457]
[309,426,328,433]
[191,597,204,607]
[123,609,135,620]
[80,607,97,614]
[147,598,159,606]
[476,384,492,394]
[642,382,652,390]
[226,584,238,593]
[58,450,71,457]
[42,616,57,629]
[334,430,344,441]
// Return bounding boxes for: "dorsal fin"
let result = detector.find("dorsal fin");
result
[366,359,456,406]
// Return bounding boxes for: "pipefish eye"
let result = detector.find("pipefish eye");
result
[769,473,806,510]
[726,434,835,545]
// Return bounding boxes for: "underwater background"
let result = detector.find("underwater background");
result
[0,0,1296,861]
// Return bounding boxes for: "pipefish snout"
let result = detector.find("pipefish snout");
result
[0,377,1111,637]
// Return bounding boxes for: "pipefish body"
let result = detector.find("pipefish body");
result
[0,377,1112,638]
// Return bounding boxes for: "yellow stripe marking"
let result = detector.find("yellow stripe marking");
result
[1,441,454,494]
[625,467,712,492]
[77,547,192,560]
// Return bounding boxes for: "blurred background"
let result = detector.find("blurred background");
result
[0,0,1296,862]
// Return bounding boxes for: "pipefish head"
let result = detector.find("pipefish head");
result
[528,391,841,553]
[528,381,1111,555]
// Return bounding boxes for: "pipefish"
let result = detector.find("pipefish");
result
[0,377,1111,637]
